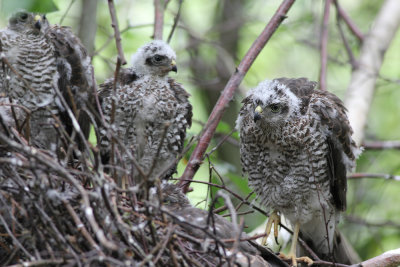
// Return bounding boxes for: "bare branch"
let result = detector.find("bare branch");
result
[352,249,400,267]
[107,0,127,65]
[333,0,364,42]
[319,0,331,91]
[348,173,400,182]
[178,0,296,192]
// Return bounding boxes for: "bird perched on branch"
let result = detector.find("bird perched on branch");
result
[237,78,361,266]
[0,12,94,155]
[98,40,192,184]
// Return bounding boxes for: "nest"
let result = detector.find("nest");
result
[0,121,287,267]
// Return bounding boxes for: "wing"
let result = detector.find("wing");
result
[46,25,95,145]
[97,68,139,165]
[310,90,357,211]
[168,78,192,154]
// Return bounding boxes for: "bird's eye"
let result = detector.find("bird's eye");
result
[270,104,281,113]
[153,55,164,62]
[19,13,28,20]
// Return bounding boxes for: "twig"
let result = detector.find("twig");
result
[334,0,357,69]
[363,140,400,150]
[333,0,364,42]
[167,0,184,43]
[107,0,127,65]
[348,173,400,181]
[178,0,296,193]
[345,215,400,228]
[319,0,331,91]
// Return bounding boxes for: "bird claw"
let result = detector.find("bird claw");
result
[278,252,313,266]
[261,210,280,246]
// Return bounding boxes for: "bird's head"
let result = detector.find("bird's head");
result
[131,40,177,77]
[8,12,49,35]
[249,80,301,128]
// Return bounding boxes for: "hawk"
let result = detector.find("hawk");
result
[98,40,192,184]
[237,78,360,265]
[0,12,94,155]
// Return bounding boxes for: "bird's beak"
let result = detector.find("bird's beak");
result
[254,106,263,122]
[170,60,177,73]
[34,15,42,30]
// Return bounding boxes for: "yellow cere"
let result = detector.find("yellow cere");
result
[34,15,41,22]
[255,105,263,113]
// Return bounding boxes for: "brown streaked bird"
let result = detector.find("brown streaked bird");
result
[0,12,94,155]
[237,78,361,266]
[98,40,192,184]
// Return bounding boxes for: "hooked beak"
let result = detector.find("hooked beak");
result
[253,106,263,122]
[34,15,42,30]
[170,59,177,73]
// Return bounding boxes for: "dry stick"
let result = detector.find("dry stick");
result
[178,0,296,193]
[167,0,184,43]
[334,1,357,70]
[348,173,400,182]
[363,140,400,150]
[319,0,331,91]
[0,133,118,251]
[107,0,127,65]
[154,0,165,40]
[333,0,364,42]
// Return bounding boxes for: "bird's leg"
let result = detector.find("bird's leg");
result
[261,210,280,246]
[278,221,313,266]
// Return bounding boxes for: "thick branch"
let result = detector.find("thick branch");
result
[154,0,165,40]
[79,0,98,56]
[352,249,400,267]
[344,0,400,145]
[178,0,296,193]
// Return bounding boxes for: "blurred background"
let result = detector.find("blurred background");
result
[1,0,399,260]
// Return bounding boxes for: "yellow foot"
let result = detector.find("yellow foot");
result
[261,210,280,246]
[278,252,313,267]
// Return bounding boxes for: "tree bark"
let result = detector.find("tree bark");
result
[78,0,98,56]
[344,0,400,145]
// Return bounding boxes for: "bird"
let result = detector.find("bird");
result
[98,40,192,184]
[236,78,361,266]
[0,12,94,156]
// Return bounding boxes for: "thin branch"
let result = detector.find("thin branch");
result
[178,0,296,193]
[107,0,127,65]
[345,215,400,228]
[334,0,357,69]
[167,0,184,43]
[362,140,400,150]
[319,0,331,91]
[333,0,364,42]
[348,173,400,182]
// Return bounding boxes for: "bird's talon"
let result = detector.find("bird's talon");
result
[278,253,313,267]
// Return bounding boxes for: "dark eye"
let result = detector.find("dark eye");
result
[20,13,28,20]
[270,104,281,113]
[153,55,164,62]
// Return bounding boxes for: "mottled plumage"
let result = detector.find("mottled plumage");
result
[0,12,94,154]
[98,41,192,182]
[237,78,360,263]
